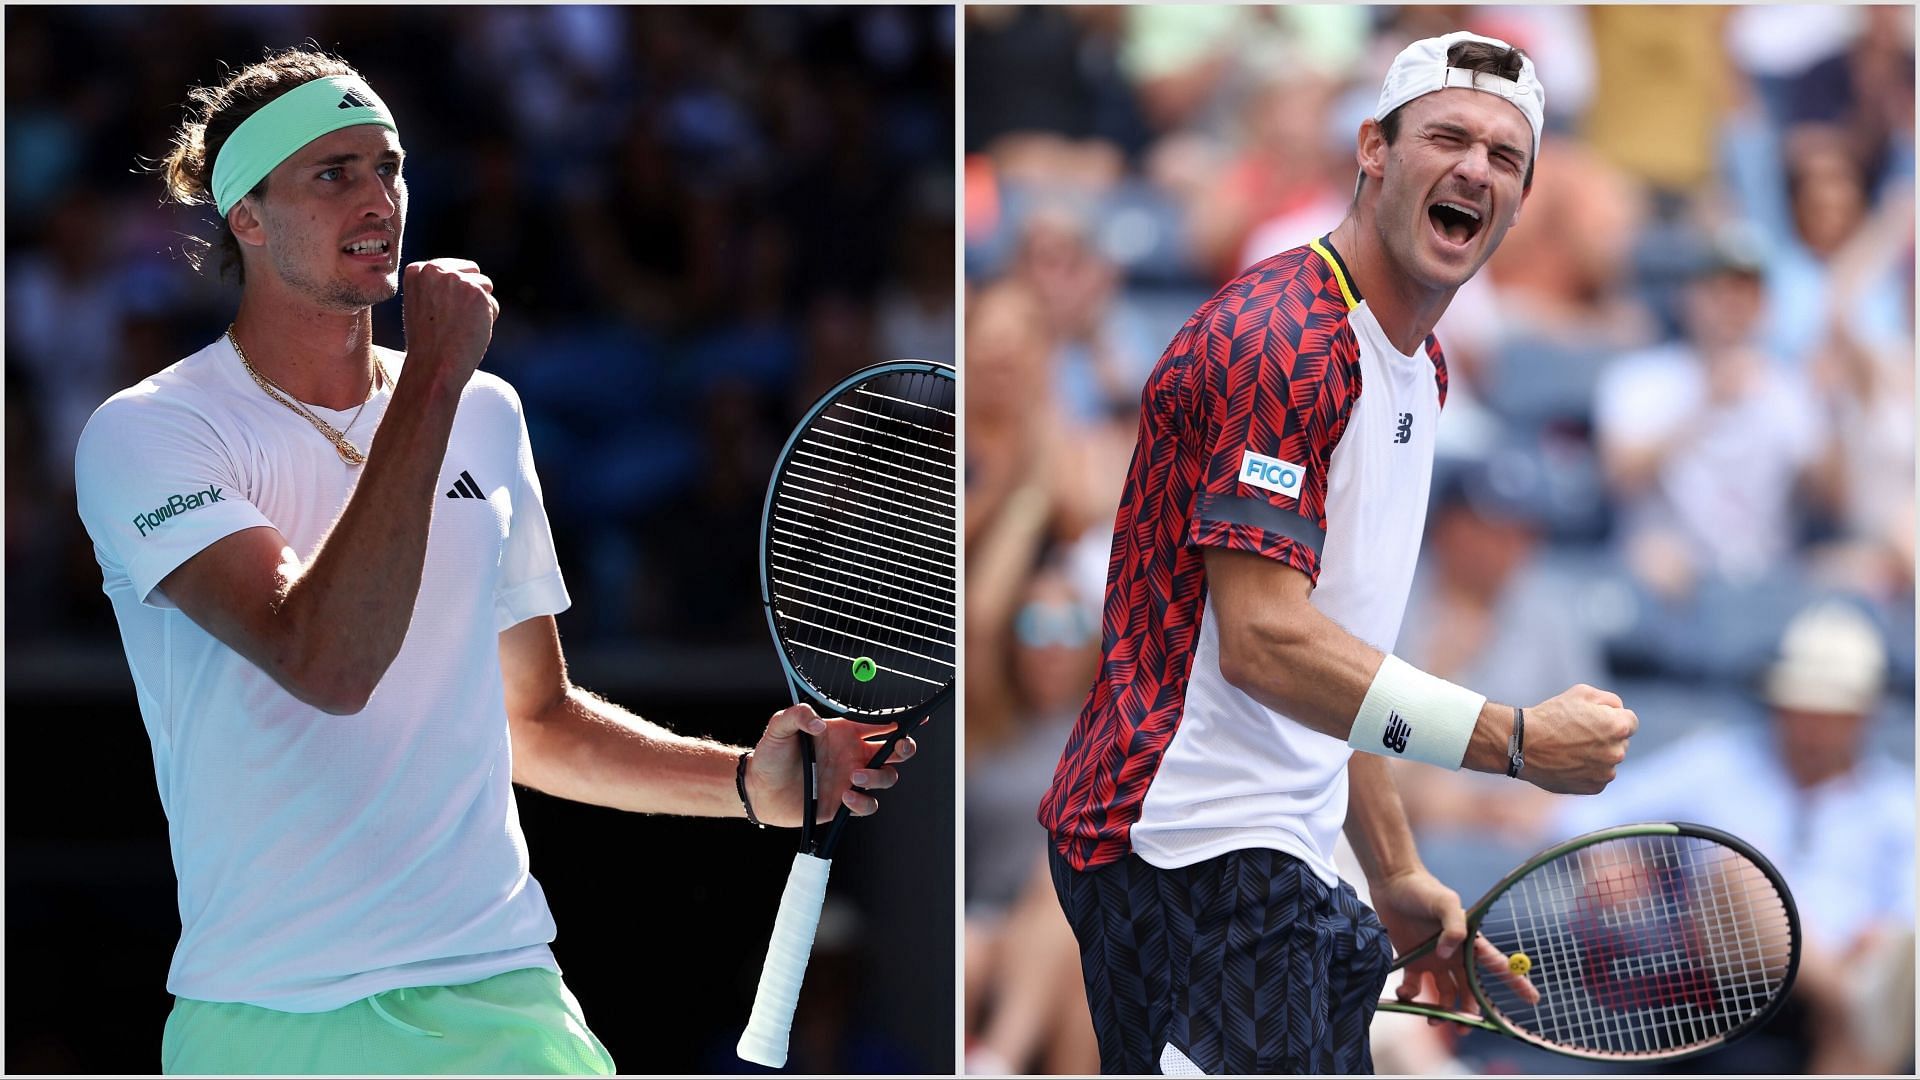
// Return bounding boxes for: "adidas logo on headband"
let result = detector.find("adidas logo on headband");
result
[212,76,399,214]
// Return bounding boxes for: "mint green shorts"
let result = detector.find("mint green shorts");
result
[161,967,616,1075]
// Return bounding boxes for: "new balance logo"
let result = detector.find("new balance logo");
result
[1394,413,1413,444]
[445,470,486,500]
[338,91,372,109]
[1382,712,1411,754]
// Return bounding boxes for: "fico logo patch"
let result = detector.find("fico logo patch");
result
[1239,450,1306,498]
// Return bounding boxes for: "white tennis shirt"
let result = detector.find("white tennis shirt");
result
[75,337,569,1011]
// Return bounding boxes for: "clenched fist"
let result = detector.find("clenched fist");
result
[401,258,498,387]
[1517,684,1638,795]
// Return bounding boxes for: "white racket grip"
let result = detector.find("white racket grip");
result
[736,852,833,1067]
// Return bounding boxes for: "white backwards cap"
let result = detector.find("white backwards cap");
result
[1375,30,1545,164]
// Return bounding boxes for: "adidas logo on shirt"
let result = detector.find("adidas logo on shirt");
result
[445,470,487,500]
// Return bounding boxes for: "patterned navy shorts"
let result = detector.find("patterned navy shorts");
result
[1049,846,1394,1075]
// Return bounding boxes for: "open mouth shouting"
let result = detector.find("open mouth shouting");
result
[1427,199,1484,250]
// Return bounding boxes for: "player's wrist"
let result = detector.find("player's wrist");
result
[1364,854,1431,894]
[1463,701,1518,775]
[1347,655,1486,769]
[389,346,468,401]
[737,748,768,828]
[1505,706,1526,779]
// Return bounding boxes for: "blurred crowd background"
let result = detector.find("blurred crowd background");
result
[6,5,954,1075]
[963,5,1914,1076]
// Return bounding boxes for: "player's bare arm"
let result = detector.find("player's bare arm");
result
[497,615,913,824]
[157,258,497,713]
[1204,547,1636,793]
[1346,754,1543,1020]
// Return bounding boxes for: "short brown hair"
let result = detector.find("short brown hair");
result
[1370,39,1537,193]
[156,46,364,282]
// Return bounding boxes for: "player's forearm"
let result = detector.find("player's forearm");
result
[1223,625,1516,774]
[1215,599,1385,738]
[269,364,466,711]
[1343,753,1425,885]
[510,685,748,817]
[1207,551,1515,773]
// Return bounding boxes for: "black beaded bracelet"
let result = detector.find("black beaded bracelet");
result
[736,749,766,828]
[1506,706,1526,779]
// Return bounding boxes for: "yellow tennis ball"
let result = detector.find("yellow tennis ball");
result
[1509,952,1533,976]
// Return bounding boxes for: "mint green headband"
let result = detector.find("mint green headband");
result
[211,76,398,215]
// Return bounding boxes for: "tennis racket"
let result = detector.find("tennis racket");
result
[1377,822,1801,1062]
[736,359,957,1068]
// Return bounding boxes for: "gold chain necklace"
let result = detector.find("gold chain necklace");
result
[227,326,390,466]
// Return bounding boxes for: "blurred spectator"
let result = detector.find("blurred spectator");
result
[1406,455,1606,711]
[1556,601,1916,1075]
[1802,190,1917,605]
[1472,6,1598,129]
[1584,6,1738,203]
[1480,135,1655,355]
[963,281,1056,548]
[967,555,1095,908]
[964,854,1099,1076]
[1006,204,1146,422]
[1194,71,1347,280]
[877,176,959,366]
[1393,454,1607,861]
[6,191,136,480]
[1594,223,1828,597]
[966,6,1142,159]
[962,313,1107,1074]
[1731,6,1915,189]
[1725,120,1914,369]
[962,558,1101,1077]
[1119,6,1368,138]
[1726,7,1868,126]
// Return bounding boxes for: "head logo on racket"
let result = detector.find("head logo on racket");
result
[739,359,955,1070]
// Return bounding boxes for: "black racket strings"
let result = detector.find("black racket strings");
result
[767,367,955,855]
[768,369,956,717]
[1474,834,1794,1056]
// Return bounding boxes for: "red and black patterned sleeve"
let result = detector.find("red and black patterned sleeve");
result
[1036,246,1367,871]
[1182,255,1362,587]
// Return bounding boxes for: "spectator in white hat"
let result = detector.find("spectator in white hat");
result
[1556,600,1915,1075]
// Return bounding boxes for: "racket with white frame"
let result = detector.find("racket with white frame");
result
[1378,822,1801,1063]
[735,359,956,1068]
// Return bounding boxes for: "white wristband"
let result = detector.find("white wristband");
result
[1348,655,1487,769]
